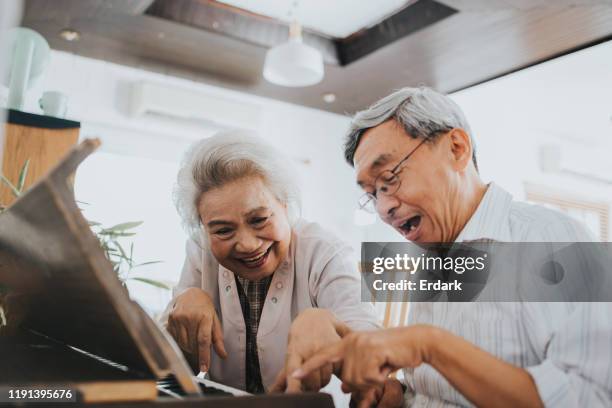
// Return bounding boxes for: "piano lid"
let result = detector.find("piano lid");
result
[0,139,199,395]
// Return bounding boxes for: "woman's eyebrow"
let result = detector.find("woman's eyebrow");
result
[243,206,269,217]
[207,219,233,227]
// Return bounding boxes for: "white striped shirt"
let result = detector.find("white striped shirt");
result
[403,183,612,407]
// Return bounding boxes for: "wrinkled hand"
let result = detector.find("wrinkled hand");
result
[270,308,351,393]
[294,325,432,391]
[167,287,227,372]
[349,378,405,408]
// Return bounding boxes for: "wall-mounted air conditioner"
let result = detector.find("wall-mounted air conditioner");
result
[127,81,261,130]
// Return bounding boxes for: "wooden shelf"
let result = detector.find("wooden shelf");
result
[1,109,81,207]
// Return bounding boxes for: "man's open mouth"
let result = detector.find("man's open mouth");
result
[238,245,273,268]
[399,215,422,240]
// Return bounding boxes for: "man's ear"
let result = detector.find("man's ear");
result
[448,128,472,171]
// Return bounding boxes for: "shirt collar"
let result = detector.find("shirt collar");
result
[235,274,273,296]
[454,182,514,242]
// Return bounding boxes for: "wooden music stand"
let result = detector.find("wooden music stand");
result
[0,139,200,403]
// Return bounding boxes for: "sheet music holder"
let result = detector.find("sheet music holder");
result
[0,139,334,408]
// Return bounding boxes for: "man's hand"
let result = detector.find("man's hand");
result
[349,378,405,408]
[167,287,227,372]
[270,308,351,393]
[294,325,432,391]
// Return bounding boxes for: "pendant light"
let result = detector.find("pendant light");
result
[263,19,324,87]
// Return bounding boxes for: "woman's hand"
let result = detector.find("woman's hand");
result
[270,308,351,393]
[167,287,227,372]
[294,325,433,391]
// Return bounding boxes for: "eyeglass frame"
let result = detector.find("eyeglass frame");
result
[358,133,436,213]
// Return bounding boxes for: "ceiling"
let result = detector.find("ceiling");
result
[215,0,411,38]
[20,0,612,114]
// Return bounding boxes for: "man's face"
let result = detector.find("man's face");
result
[354,120,461,243]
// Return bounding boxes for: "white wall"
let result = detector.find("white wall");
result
[12,49,360,315]
[455,40,612,241]
[453,40,612,199]
[363,40,612,242]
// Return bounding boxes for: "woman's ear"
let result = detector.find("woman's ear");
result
[448,128,473,171]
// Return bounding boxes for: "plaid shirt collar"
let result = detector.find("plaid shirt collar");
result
[234,274,272,335]
[234,274,273,393]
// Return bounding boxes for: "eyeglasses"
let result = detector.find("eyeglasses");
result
[358,136,431,213]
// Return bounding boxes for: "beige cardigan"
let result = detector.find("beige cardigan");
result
[160,219,380,392]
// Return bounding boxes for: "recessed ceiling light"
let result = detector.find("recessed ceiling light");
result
[59,28,80,42]
[322,93,336,103]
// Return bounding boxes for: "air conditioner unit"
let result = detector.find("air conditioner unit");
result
[127,81,261,130]
[538,144,612,185]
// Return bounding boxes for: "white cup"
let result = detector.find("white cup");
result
[39,91,67,118]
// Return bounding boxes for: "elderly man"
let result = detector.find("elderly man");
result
[294,87,612,407]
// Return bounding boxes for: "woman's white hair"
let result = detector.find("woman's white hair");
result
[174,130,302,242]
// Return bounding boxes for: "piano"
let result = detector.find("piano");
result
[0,139,334,408]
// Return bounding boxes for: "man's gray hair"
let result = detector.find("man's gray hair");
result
[344,86,478,171]
[174,130,301,241]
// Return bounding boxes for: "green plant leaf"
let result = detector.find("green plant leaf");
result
[129,277,171,290]
[113,241,131,265]
[134,260,163,268]
[98,230,136,237]
[83,216,165,291]
[0,174,20,198]
[16,159,30,193]
[106,221,143,232]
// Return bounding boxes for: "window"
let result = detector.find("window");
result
[75,151,185,316]
[525,183,609,241]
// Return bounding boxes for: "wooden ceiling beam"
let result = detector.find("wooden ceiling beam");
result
[23,0,156,20]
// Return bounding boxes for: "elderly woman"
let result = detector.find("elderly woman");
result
[161,130,379,394]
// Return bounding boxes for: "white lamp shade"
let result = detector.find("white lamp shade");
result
[263,38,324,87]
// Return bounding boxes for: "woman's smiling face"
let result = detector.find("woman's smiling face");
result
[198,176,291,281]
